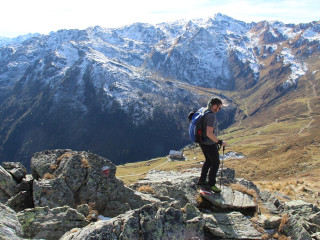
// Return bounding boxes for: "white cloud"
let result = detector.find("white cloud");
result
[0,0,319,37]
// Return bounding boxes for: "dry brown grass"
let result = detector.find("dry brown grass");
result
[81,157,90,168]
[229,183,258,198]
[57,152,73,163]
[86,202,99,222]
[43,173,54,179]
[49,164,58,170]
[137,185,155,194]
[278,214,289,233]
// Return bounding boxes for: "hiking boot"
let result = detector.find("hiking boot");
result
[210,185,222,193]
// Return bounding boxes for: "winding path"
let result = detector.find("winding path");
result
[117,159,170,178]
[298,78,317,134]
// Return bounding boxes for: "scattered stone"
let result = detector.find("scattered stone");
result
[257,214,281,229]
[284,200,319,217]
[259,190,283,214]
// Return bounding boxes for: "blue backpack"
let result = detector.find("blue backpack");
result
[188,107,212,143]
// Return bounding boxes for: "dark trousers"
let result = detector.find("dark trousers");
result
[199,144,220,186]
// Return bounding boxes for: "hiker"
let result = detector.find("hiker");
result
[197,97,227,192]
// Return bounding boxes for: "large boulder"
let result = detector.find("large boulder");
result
[0,203,24,240]
[61,202,205,240]
[17,206,89,240]
[31,149,150,216]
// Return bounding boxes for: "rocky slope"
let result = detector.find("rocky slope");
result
[1,149,319,239]
[0,13,319,166]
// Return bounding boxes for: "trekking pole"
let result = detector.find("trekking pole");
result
[220,146,225,189]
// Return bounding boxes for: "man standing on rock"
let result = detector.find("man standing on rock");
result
[197,97,227,192]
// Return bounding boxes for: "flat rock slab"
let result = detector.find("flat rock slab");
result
[200,186,256,210]
[204,211,262,239]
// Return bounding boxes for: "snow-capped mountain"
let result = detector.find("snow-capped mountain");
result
[0,33,40,47]
[0,13,319,166]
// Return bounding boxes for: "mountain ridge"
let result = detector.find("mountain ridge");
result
[0,13,319,167]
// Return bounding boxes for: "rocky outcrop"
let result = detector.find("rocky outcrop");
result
[31,149,151,217]
[132,168,256,211]
[1,150,320,240]
[17,206,89,240]
[60,202,205,240]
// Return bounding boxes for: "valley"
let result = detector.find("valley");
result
[117,65,320,207]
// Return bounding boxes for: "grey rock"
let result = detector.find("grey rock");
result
[12,175,34,210]
[2,162,27,183]
[76,204,90,217]
[135,169,201,206]
[0,188,10,203]
[0,165,16,201]
[282,215,313,240]
[257,214,281,229]
[217,167,235,184]
[312,232,320,240]
[33,178,75,208]
[280,200,320,240]
[284,200,320,217]
[0,202,24,240]
[61,202,205,240]
[234,177,260,195]
[200,185,257,210]
[203,211,263,239]
[17,205,89,240]
[308,211,320,226]
[259,190,283,214]
[6,191,30,212]
[31,149,150,216]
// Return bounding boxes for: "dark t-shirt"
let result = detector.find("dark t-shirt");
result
[202,112,217,145]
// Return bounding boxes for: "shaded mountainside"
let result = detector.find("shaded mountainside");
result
[0,13,320,167]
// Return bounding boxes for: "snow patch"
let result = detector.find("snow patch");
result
[220,151,246,160]
[280,48,308,88]
[303,28,320,42]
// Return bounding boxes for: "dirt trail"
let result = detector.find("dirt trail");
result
[299,79,317,134]
[117,159,170,178]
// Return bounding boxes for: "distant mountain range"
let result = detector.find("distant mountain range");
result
[0,13,319,167]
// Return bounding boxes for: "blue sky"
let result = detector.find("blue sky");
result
[1,0,319,38]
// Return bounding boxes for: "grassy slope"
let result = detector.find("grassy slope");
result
[117,57,320,207]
